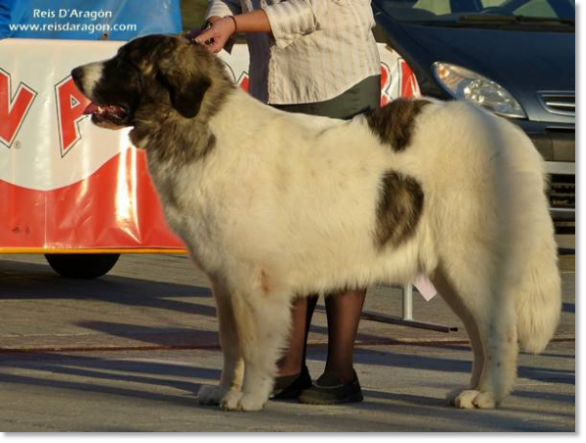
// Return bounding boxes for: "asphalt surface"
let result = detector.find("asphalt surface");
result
[0,236,576,432]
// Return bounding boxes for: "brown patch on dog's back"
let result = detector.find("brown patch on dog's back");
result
[366,98,431,152]
[375,171,424,248]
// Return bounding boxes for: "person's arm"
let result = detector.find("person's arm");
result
[185,1,242,50]
[195,0,323,53]
[195,9,271,53]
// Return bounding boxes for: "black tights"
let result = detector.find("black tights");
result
[278,289,366,384]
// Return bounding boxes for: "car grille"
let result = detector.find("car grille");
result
[538,92,575,117]
[548,174,575,210]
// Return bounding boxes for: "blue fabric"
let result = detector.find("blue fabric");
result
[0,0,12,38]
[1,0,181,40]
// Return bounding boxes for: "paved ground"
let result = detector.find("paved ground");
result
[0,236,575,432]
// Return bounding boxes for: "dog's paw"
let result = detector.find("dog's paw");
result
[452,390,480,409]
[220,391,267,412]
[197,385,224,405]
[220,390,244,411]
[448,389,498,409]
[235,392,267,412]
[472,391,497,409]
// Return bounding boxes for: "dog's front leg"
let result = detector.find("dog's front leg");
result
[221,290,292,412]
[198,281,244,407]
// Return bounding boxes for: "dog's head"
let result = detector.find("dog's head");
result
[71,34,217,130]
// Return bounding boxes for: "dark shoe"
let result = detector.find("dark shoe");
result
[271,365,312,400]
[298,371,364,405]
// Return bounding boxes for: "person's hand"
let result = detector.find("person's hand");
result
[184,16,220,44]
[194,16,237,53]
[183,27,203,42]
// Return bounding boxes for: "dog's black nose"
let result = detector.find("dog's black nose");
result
[71,67,84,91]
[71,67,83,81]
[71,67,85,84]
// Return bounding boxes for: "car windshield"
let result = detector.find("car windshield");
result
[375,0,575,26]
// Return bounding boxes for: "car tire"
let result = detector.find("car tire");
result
[44,253,120,279]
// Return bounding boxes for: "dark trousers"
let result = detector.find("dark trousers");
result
[271,75,381,120]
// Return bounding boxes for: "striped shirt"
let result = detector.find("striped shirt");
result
[206,0,380,105]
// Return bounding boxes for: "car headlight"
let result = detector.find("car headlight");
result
[433,62,526,119]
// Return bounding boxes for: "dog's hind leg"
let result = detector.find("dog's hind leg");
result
[432,266,485,402]
[473,275,519,409]
[198,280,245,406]
[220,289,293,412]
[432,257,519,409]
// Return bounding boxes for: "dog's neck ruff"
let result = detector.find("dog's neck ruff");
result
[130,78,236,165]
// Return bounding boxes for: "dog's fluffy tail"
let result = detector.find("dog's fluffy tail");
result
[515,229,562,354]
[498,125,562,355]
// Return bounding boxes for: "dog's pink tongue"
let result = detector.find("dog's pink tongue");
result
[83,102,99,115]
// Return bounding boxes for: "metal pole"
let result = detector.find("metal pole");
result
[359,284,458,333]
[402,283,414,321]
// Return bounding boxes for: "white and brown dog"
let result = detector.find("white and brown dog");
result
[72,35,561,411]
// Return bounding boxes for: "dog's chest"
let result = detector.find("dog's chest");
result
[148,160,222,255]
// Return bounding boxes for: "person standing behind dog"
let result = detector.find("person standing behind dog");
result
[191,0,381,405]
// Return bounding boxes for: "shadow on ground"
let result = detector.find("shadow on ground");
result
[0,259,216,317]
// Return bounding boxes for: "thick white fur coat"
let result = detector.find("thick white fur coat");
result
[147,89,561,411]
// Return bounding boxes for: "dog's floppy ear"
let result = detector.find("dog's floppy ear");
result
[156,50,211,119]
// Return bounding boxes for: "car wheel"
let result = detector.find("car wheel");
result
[44,253,120,279]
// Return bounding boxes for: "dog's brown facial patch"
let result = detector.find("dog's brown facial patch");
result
[74,35,235,165]
[116,35,235,164]
[375,171,424,248]
[366,98,431,152]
